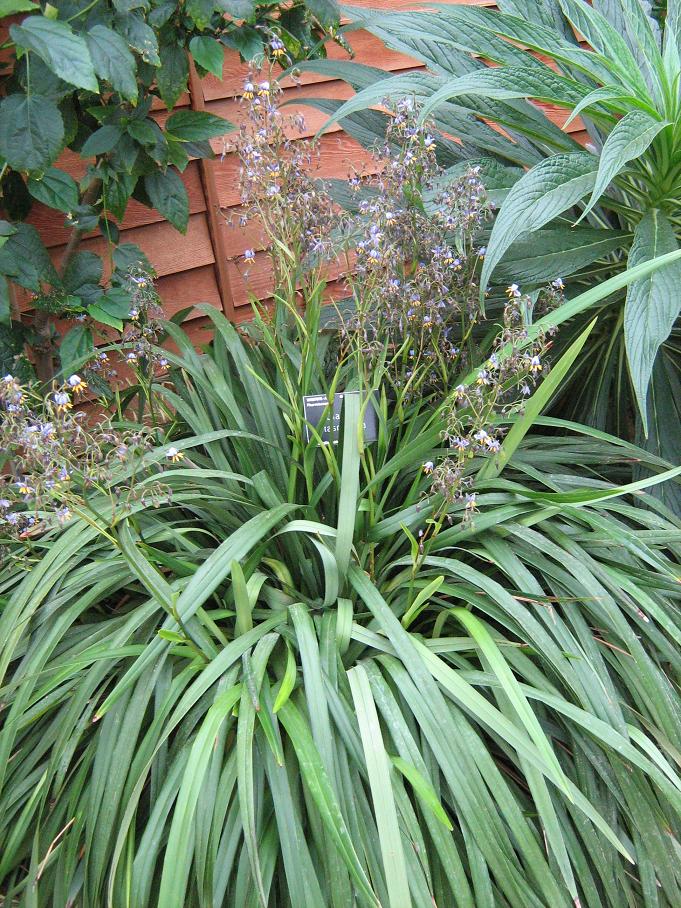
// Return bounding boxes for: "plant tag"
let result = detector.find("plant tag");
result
[302,391,378,445]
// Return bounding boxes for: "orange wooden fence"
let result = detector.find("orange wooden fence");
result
[19,0,587,346]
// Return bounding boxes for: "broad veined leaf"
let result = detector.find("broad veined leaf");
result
[59,325,94,374]
[494,225,629,285]
[165,110,234,141]
[144,168,189,233]
[419,65,588,122]
[304,0,340,25]
[0,222,58,290]
[88,303,124,331]
[99,287,134,319]
[116,11,160,66]
[604,0,664,99]
[10,17,98,92]
[0,93,64,171]
[624,209,681,433]
[86,25,138,102]
[421,3,614,84]
[189,35,224,78]
[669,0,681,53]
[63,251,103,292]
[185,0,217,30]
[497,0,574,38]
[352,8,545,75]
[217,0,256,17]
[579,111,668,221]
[481,152,598,295]
[81,124,124,157]
[27,167,79,212]
[157,42,189,110]
[563,85,649,129]
[311,71,437,137]
[0,276,9,326]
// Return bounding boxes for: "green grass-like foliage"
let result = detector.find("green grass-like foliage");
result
[1,300,681,907]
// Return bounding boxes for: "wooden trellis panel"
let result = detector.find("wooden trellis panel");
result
[16,0,588,343]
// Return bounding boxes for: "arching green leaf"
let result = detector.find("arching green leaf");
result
[624,209,681,434]
[580,111,667,220]
[481,152,597,296]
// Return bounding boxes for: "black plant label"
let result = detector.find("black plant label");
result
[303,391,378,445]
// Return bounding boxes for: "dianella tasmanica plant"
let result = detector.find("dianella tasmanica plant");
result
[296,0,681,509]
[3,73,681,908]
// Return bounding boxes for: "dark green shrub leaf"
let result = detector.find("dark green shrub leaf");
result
[81,124,124,157]
[221,24,263,59]
[86,25,138,102]
[165,136,191,170]
[99,286,133,318]
[116,11,160,65]
[144,168,189,232]
[217,0,256,20]
[10,17,99,92]
[103,172,137,220]
[99,217,120,244]
[1,170,33,220]
[189,35,224,78]
[165,110,233,141]
[66,204,99,231]
[148,1,175,27]
[157,43,189,110]
[88,303,124,330]
[0,94,64,171]
[303,0,339,26]
[0,322,30,377]
[0,1,39,13]
[59,324,94,374]
[186,0,217,29]
[107,132,140,173]
[0,222,58,290]
[113,0,150,11]
[0,221,17,244]
[181,139,214,160]
[113,242,151,273]
[127,118,159,146]
[63,251,103,292]
[0,275,9,326]
[624,209,681,433]
[27,167,79,213]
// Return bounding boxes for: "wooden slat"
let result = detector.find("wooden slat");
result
[28,162,206,248]
[188,58,237,319]
[54,213,215,280]
[155,265,223,317]
[201,29,418,101]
